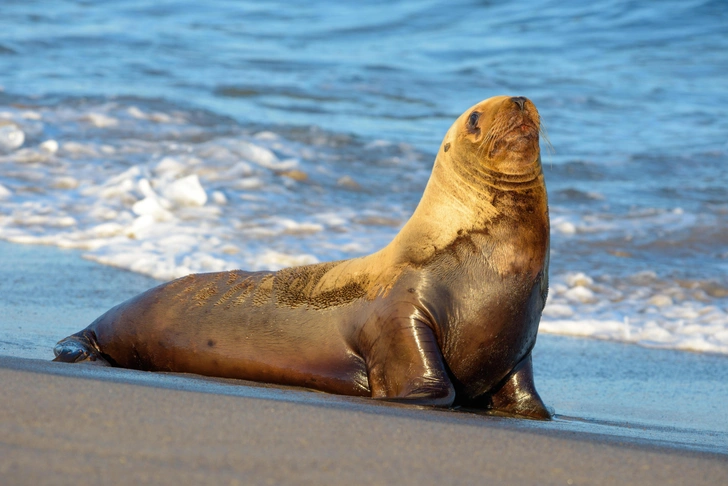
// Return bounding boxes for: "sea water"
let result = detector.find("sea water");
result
[0,0,727,354]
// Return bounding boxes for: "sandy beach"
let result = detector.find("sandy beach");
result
[1,242,726,484]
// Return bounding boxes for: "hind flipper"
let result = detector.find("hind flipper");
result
[53,330,110,366]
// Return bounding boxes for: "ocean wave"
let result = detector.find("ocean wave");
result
[0,97,423,280]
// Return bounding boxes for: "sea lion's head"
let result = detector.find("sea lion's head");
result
[383,95,548,273]
[441,95,541,175]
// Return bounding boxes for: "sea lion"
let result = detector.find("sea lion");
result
[53,95,552,419]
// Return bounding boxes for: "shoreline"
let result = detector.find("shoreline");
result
[2,354,727,456]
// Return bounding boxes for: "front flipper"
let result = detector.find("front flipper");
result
[470,353,552,420]
[364,311,455,407]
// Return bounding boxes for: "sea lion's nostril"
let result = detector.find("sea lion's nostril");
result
[511,96,527,111]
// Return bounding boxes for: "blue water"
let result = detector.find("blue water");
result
[1,0,727,353]
[2,1,725,150]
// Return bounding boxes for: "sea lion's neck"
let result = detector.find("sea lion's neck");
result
[383,152,544,267]
[315,152,545,299]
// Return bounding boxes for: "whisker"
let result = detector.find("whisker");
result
[538,116,555,170]
[477,131,495,158]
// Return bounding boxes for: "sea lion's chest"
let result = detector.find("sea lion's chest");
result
[423,215,549,395]
[434,243,545,333]
[439,207,548,305]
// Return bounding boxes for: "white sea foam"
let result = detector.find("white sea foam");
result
[542,271,728,355]
[161,174,208,207]
[0,122,24,152]
[0,100,420,282]
[39,139,59,153]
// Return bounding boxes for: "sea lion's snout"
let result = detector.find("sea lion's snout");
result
[479,96,539,166]
[511,96,527,111]
[504,96,537,127]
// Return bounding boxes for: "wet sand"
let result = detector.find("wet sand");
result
[1,241,727,483]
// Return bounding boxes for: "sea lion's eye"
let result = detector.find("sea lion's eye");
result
[468,112,480,128]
